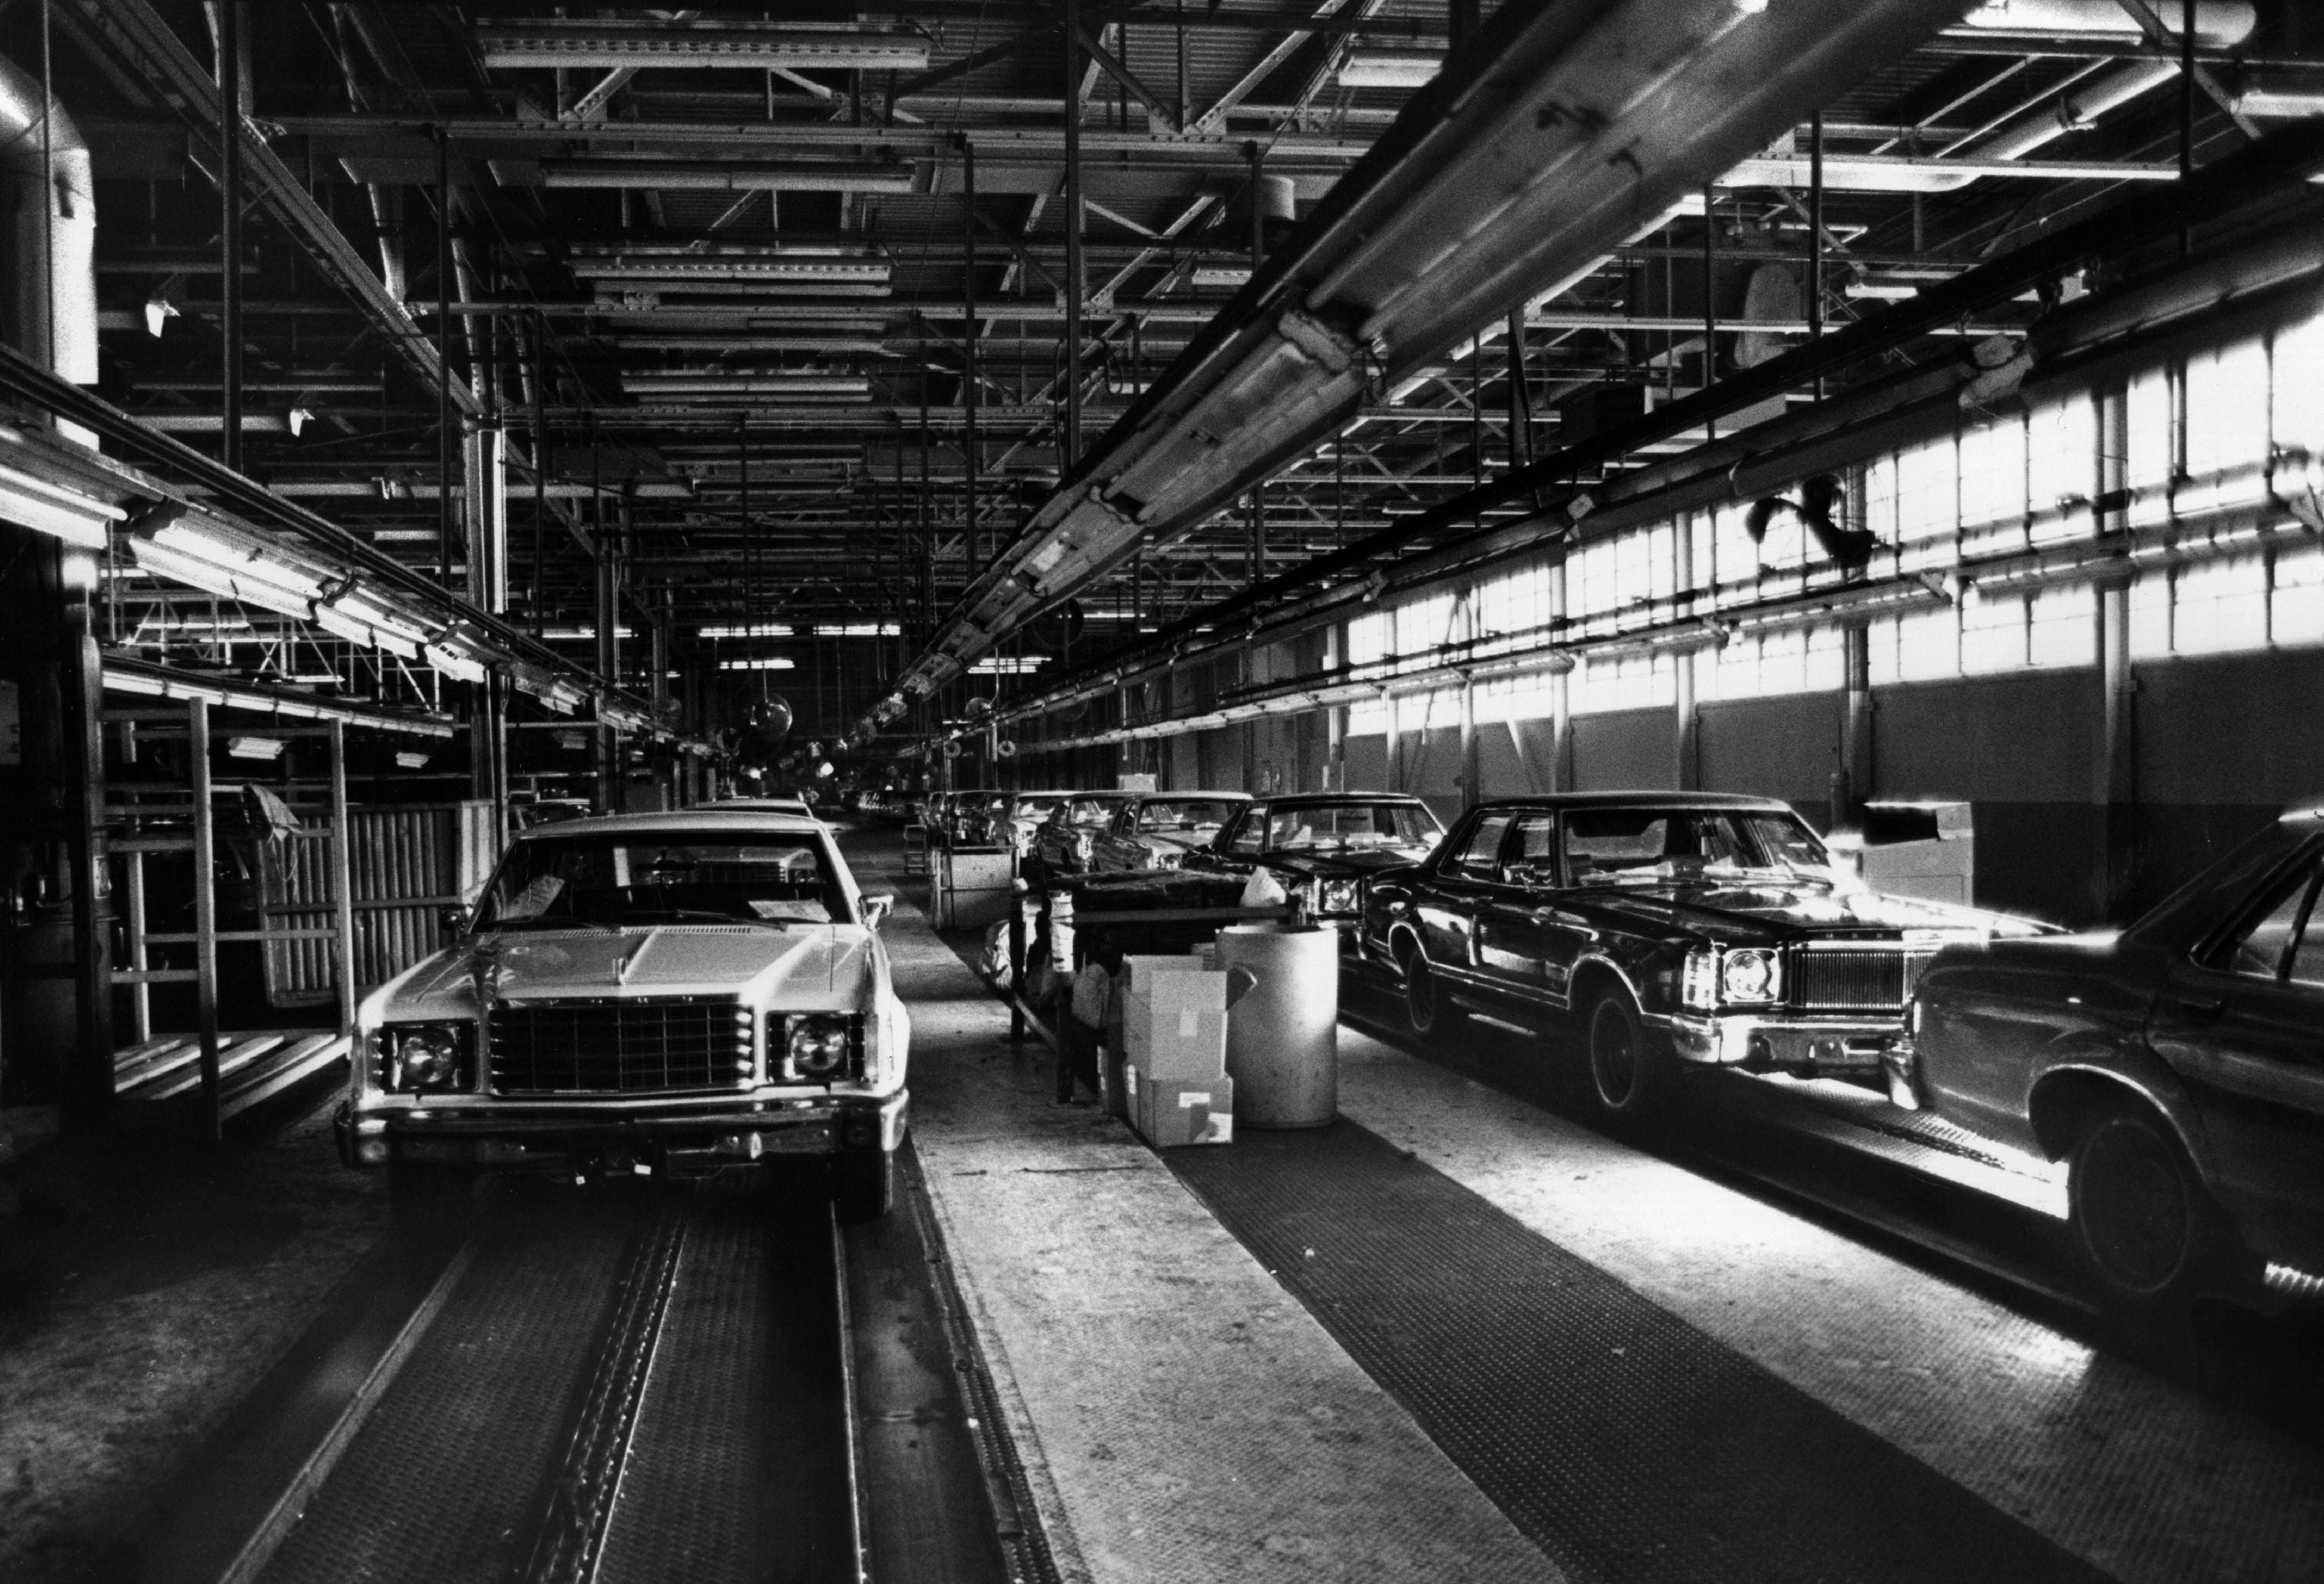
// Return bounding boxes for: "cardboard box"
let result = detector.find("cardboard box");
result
[1122,988,1228,1081]
[1122,954,1227,1004]
[1129,1069,1233,1148]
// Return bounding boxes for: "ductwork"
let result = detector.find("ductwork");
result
[0,55,97,409]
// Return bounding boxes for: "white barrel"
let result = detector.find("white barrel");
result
[1218,923,1339,1128]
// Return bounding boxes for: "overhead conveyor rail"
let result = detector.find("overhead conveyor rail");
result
[863,0,1978,730]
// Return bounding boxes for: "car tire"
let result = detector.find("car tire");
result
[2068,1097,2230,1315]
[388,1158,477,1228]
[833,1150,896,1223]
[1585,988,1670,1126]
[1403,948,1466,1042]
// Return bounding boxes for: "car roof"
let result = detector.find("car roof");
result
[512,809,826,838]
[1470,791,1798,813]
[1135,789,1249,800]
[1251,791,1430,806]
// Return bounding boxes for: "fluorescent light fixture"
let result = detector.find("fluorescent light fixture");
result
[969,655,1047,674]
[699,622,794,638]
[618,375,872,398]
[395,750,432,769]
[571,251,890,287]
[1337,50,1443,90]
[479,23,929,72]
[718,656,797,670]
[815,623,900,636]
[227,735,285,761]
[0,461,128,550]
[422,638,490,684]
[554,730,590,751]
[539,159,915,193]
[2237,88,2324,118]
[541,625,637,640]
[1191,266,1252,289]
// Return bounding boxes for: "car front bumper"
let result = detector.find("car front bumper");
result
[1663,1011,1905,1076]
[336,1087,909,1175]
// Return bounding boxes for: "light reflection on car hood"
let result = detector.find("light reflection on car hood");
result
[375,924,870,1019]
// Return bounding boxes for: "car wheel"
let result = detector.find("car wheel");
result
[388,1158,477,1228]
[2069,1097,2227,1312]
[834,1151,896,1223]
[1586,988,1669,1125]
[1403,948,1465,1042]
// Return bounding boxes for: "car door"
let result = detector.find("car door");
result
[1475,812,1562,1004]
[2146,848,2324,1264]
[1417,812,1513,980]
[1093,804,1136,870]
[1196,805,1266,875]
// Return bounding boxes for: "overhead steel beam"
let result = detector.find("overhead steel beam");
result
[64,0,480,419]
[860,0,1980,733]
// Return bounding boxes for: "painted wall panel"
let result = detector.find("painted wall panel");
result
[1698,693,1844,808]
[1573,707,1676,791]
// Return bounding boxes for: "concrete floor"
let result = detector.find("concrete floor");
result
[0,1103,384,1583]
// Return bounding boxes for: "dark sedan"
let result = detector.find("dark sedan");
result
[1181,792,1445,937]
[1896,800,2324,1315]
[1360,793,2044,1123]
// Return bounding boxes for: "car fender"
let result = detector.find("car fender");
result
[2025,1040,2219,1181]
[1568,949,1648,1016]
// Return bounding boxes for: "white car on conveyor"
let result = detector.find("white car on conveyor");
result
[334,809,909,1220]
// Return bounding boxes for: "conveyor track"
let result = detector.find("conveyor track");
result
[241,1179,865,1584]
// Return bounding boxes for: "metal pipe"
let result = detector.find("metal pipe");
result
[1064,0,1085,472]
[220,0,242,470]
[437,125,454,585]
[963,138,982,580]
[189,696,220,1141]
[329,719,357,1034]
[1808,108,1823,402]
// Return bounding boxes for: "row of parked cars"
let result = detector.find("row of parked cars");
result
[918,782,2324,1321]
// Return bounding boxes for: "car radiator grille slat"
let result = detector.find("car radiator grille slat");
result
[1789,948,1934,1012]
[490,997,749,1094]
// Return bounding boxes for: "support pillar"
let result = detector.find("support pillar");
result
[1061,0,1085,473]
[1547,561,1570,792]
[1835,623,1871,830]
[60,542,111,1124]
[328,720,358,1035]
[2096,381,2134,919]
[1674,512,1699,791]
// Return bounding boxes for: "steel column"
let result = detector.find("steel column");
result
[329,720,357,1034]
[60,541,111,1122]
[963,138,983,580]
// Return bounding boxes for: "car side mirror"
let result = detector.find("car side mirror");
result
[439,905,470,938]
[862,893,894,930]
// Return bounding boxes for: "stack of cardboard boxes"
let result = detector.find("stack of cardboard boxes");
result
[1116,953,1233,1147]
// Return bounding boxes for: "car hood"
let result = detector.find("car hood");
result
[372,924,871,1021]
[1581,881,2039,943]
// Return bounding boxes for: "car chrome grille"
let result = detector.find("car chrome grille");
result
[1788,947,1933,1012]
[489,996,753,1094]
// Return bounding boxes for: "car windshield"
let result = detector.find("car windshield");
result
[1066,795,1123,825]
[477,830,850,929]
[1562,808,1843,888]
[1266,802,1442,852]
[1012,794,1065,819]
[1137,798,1242,833]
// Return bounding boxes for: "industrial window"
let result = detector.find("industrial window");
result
[2181,335,2271,518]
[1700,624,1843,702]
[2277,310,2324,453]
[2272,544,2324,647]
[2026,394,2097,546]
[1569,650,1675,715]
[2027,585,2097,669]
[2169,553,2272,655]
[1960,588,2029,674]
[1957,416,2027,549]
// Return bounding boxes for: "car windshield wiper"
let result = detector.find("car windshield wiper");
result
[623,907,802,929]
[485,915,623,934]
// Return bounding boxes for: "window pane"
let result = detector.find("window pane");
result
[2224,867,2316,980]
[1454,813,1513,878]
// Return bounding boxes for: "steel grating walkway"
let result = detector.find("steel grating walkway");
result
[1167,1118,2116,1584]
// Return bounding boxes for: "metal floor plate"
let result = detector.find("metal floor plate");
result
[255,1189,643,1584]
[1167,1120,2117,1584]
[596,1194,856,1584]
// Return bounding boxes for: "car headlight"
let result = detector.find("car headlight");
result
[1680,948,1718,1011]
[379,1022,473,1093]
[1720,948,1781,1004]
[1317,879,1362,915]
[784,1012,861,1079]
